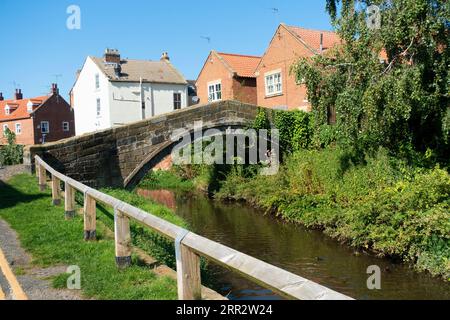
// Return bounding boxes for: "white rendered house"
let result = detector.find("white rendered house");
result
[71,49,188,135]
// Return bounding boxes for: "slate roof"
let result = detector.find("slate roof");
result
[90,57,187,85]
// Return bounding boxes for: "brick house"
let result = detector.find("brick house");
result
[0,84,75,145]
[255,24,341,111]
[196,51,261,105]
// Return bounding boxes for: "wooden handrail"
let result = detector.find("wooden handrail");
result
[34,155,353,300]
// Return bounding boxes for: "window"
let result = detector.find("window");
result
[62,122,70,132]
[15,123,21,135]
[2,124,8,136]
[95,74,100,90]
[265,71,282,96]
[4,106,10,115]
[173,93,182,110]
[41,121,49,134]
[96,98,101,117]
[208,81,222,102]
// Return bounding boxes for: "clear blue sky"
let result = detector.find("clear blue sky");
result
[0,0,333,100]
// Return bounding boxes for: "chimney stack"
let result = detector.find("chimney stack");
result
[320,33,324,53]
[0,92,3,101]
[104,48,121,64]
[161,52,170,61]
[51,83,59,95]
[14,89,23,100]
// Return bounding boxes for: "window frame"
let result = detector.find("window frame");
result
[62,121,70,132]
[15,123,21,135]
[4,105,10,115]
[2,124,8,136]
[96,98,101,117]
[95,73,100,90]
[207,80,222,102]
[264,70,283,97]
[173,93,182,110]
[41,121,50,134]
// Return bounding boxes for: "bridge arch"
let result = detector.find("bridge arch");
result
[25,101,260,189]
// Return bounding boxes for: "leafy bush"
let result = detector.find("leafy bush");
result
[215,146,450,279]
[0,128,23,166]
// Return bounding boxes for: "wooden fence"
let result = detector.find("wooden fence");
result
[34,155,353,300]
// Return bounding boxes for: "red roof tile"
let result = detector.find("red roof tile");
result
[284,25,341,54]
[0,95,49,122]
[216,52,261,78]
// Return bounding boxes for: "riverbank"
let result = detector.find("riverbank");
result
[141,147,450,281]
[0,174,184,299]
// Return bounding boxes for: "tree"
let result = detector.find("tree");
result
[0,128,24,166]
[292,0,449,159]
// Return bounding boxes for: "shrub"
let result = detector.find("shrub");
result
[0,128,23,166]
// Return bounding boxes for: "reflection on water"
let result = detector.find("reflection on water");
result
[138,189,450,300]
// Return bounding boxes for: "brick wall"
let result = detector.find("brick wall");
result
[196,53,258,106]
[0,118,35,145]
[256,26,312,111]
[33,94,75,144]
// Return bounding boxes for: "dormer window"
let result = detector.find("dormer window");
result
[27,101,33,113]
[4,105,10,115]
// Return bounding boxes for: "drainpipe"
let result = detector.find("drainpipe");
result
[140,77,145,120]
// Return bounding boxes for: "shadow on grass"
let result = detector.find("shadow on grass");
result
[0,180,47,210]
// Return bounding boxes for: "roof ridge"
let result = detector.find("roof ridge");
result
[284,24,337,34]
[217,52,261,59]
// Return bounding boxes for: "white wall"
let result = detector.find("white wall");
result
[109,82,188,126]
[73,57,188,135]
[72,57,111,135]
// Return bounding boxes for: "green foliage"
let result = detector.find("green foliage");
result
[293,0,450,159]
[0,174,178,299]
[252,107,314,153]
[215,147,450,279]
[0,127,24,166]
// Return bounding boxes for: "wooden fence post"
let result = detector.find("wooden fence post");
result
[64,181,76,219]
[38,164,47,192]
[83,192,96,241]
[176,232,202,300]
[114,208,132,269]
[35,162,39,179]
[51,174,61,206]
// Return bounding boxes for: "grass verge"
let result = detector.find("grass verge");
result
[0,174,180,300]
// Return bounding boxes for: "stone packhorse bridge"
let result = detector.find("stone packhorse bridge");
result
[24,101,259,189]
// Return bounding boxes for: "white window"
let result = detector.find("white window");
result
[95,74,100,90]
[41,121,49,134]
[2,124,8,136]
[62,122,70,132]
[265,71,283,96]
[96,98,101,116]
[208,81,222,102]
[4,106,10,115]
[15,123,21,135]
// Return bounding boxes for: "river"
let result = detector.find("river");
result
[137,189,450,300]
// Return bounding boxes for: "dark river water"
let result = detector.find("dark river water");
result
[137,189,450,300]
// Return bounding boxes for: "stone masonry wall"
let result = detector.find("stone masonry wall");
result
[24,100,258,188]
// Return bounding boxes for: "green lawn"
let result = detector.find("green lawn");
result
[0,174,179,300]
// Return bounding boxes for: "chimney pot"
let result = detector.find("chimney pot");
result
[161,52,170,61]
[104,48,121,64]
[51,83,59,95]
[0,92,3,101]
[14,89,23,100]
